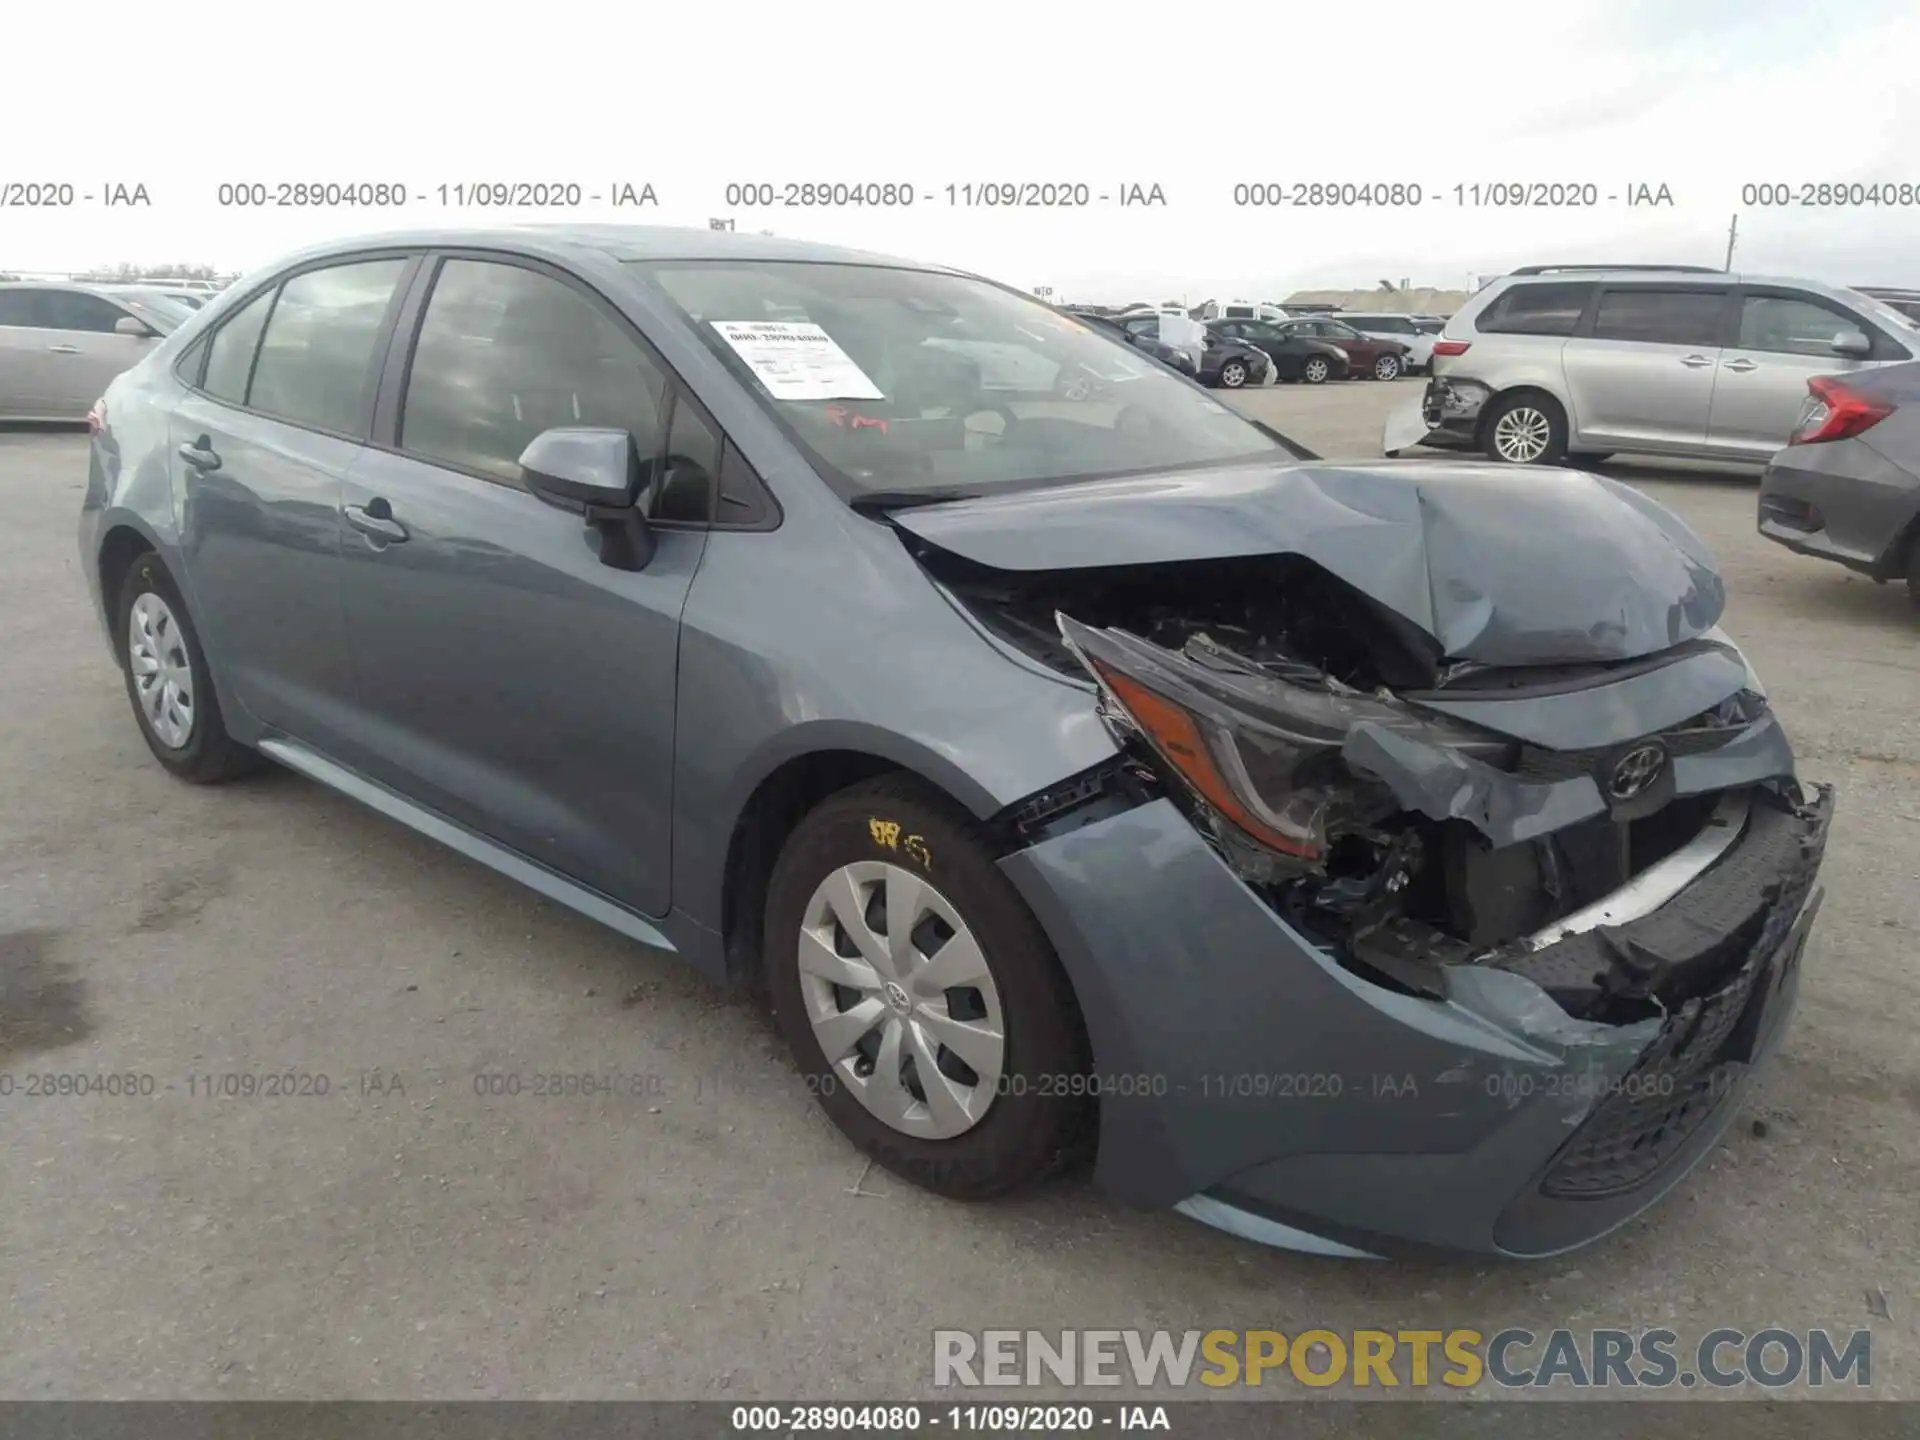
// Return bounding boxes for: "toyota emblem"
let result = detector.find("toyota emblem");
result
[1607,743,1668,800]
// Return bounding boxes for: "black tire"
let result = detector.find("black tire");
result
[1217,358,1249,389]
[1565,452,1614,471]
[115,552,262,783]
[1906,534,1920,608]
[1301,356,1331,384]
[1371,353,1403,381]
[1480,391,1569,466]
[764,776,1091,1199]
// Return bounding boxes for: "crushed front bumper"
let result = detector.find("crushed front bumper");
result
[1384,376,1491,455]
[999,782,1832,1259]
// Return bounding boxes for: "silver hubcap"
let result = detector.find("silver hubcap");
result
[1222,363,1245,386]
[127,592,194,749]
[797,861,1006,1140]
[1305,360,1327,381]
[1375,356,1398,379]
[1493,406,1552,462]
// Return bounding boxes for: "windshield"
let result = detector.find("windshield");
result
[1841,288,1920,333]
[633,260,1285,498]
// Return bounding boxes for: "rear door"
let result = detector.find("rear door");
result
[1558,284,1733,450]
[335,253,712,917]
[1706,288,1907,458]
[172,255,416,753]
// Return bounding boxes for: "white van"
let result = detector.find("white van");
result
[1198,300,1291,323]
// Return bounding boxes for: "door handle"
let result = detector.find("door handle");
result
[176,439,221,471]
[47,344,81,355]
[345,500,409,545]
[1723,359,1758,372]
[1679,355,1713,368]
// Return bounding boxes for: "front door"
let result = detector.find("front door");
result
[336,255,711,918]
[1707,291,1886,459]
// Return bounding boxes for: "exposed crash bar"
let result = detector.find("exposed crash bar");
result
[1512,789,1751,951]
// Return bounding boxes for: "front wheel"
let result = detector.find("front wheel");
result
[1372,353,1403,381]
[1301,356,1330,384]
[1481,393,1568,466]
[764,777,1091,1198]
[1217,359,1249,389]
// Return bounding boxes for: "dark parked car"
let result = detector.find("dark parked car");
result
[1275,316,1411,380]
[1758,362,1920,603]
[1207,318,1349,383]
[1115,311,1275,389]
[81,225,1831,1260]
[1193,332,1274,389]
[1065,308,1200,378]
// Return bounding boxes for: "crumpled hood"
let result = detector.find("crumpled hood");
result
[892,459,1726,667]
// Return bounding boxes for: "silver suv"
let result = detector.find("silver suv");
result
[1384,266,1919,466]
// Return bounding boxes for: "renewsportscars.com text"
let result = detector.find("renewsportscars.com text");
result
[932,1327,1872,1390]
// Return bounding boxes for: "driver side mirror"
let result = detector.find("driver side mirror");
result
[518,426,656,571]
[1830,330,1871,358]
[115,315,154,338]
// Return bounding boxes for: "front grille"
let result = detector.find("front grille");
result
[1513,721,1749,784]
[1537,795,1827,1199]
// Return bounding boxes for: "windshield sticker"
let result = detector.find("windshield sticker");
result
[712,321,885,400]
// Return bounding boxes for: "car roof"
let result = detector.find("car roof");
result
[0,279,149,298]
[1493,269,1874,307]
[241,224,948,276]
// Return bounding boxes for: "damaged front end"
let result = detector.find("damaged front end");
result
[1049,602,1828,1031]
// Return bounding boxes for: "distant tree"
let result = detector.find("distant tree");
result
[0,271,18,282]
[75,261,221,281]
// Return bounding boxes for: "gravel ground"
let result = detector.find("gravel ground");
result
[2,379,1916,1403]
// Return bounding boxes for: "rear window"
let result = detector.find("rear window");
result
[1476,282,1595,336]
[1348,316,1413,333]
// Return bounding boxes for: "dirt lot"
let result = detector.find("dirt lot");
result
[3,379,1917,1402]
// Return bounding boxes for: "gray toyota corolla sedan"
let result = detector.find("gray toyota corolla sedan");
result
[80,226,1832,1259]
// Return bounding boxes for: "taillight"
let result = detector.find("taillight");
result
[1790,376,1893,445]
[1431,339,1471,358]
[86,398,107,435]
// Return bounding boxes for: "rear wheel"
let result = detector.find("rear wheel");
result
[764,778,1091,1198]
[116,553,262,783]
[1481,392,1568,466]
[1301,356,1331,384]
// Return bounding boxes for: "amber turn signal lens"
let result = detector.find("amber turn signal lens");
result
[1092,662,1319,860]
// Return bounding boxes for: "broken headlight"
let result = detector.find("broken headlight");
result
[1057,614,1508,871]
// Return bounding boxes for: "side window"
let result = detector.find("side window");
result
[0,290,47,327]
[1478,282,1595,336]
[248,259,408,434]
[1738,295,1868,357]
[400,258,669,487]
[200,289,276,404]
[41,291,131,334]
[1590,288,1725,347]
[653,395,722,524]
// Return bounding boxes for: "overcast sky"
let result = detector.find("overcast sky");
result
[4,0,1918,301]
